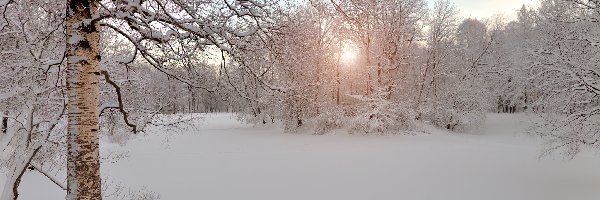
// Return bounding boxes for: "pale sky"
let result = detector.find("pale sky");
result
[427,0,539,20]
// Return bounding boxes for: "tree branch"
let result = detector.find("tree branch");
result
[30,162,67,190]
[100,70,137,133]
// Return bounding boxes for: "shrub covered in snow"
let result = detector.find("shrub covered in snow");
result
[349,90,417,135]
[313,105,346,135]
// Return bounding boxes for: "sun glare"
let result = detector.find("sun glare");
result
[340,42,358,64]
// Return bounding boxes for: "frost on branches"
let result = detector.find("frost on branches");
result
[528,0,600,158]
[349,88,417,135]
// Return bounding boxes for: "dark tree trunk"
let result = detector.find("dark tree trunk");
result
[1,111,7,134]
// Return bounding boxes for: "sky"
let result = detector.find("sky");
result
[427,0,539,20]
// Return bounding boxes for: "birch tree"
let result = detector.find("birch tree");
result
[1,0,273,199]
[64,1,103,198]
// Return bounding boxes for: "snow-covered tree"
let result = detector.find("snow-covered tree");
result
[417,0,464,129]
[1,0,276,198]
[488,6,538,113]
[0,1,67,199]
[528,0,600,158]
[329,0,427,134]
[417,1,498,131]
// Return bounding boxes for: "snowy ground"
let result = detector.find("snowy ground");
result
[3,113,600,200]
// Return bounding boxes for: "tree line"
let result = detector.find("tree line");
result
[0,0,599,199]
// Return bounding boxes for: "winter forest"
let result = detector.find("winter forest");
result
[1,0,600,199]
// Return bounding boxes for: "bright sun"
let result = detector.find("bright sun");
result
[340,42,358,64]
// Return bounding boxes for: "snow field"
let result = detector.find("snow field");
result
[4,113,600,200]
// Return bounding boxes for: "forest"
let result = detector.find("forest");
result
[1,0,600,199]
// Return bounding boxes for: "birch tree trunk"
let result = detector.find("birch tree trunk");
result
[65,0,102,199]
